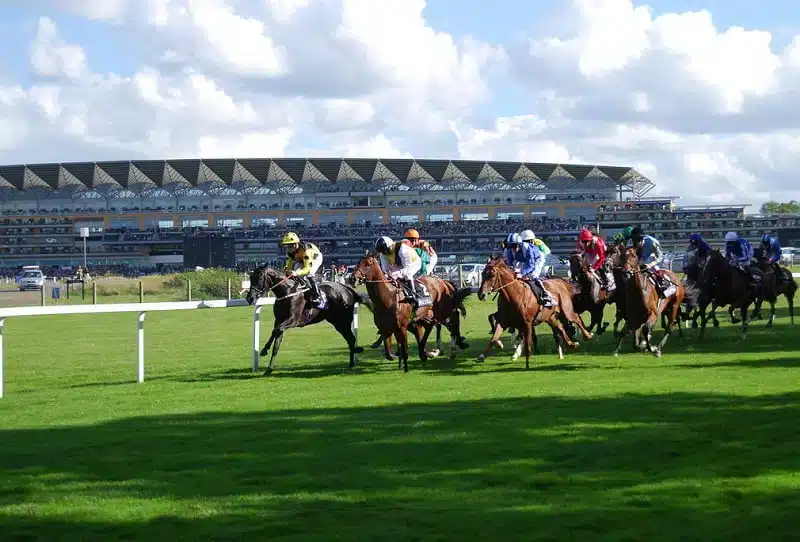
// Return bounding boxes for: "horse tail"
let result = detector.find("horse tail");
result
[682,282,701,310]
[342,284,374,313]
[454,286,472,317]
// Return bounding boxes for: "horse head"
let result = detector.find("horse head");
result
[246,265,291,304]
[477,256,511,301]
[352,253,383,286]
[620,247,641,278]
[568,253,584,278]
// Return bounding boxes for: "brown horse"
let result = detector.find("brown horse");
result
[613,248,695,357]
[605,242,628,335]
[698,250,763,340]
[751,253,797,326]
[351,255,470,372]
[476,256,592,367]
[568,253,614,335]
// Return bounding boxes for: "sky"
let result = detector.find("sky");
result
[1,0,800,210]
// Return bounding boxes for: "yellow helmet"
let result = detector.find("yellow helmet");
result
[281,232,300,245]
[404,228,420,239]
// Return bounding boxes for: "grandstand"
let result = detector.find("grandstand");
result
[0,157,797,273]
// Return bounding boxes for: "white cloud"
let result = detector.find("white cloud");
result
[5,0,800,210]
[29,17,88,79]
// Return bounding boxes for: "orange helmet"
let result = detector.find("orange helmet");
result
[404,228,420,239]
[579,229,594,242]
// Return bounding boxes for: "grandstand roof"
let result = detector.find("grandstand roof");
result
[0,158,655,199]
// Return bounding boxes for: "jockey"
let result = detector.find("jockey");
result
[520,229,550,278]
[404,228,438,275]
[620,226,635,247]
[577,228,612,290]
[504,233,553,308]
[374,235,426,307]
[630,226,674,297]
[684,233,712,283]
[611,232,625,247]
[724,231,753,268]
[281,232,325,308]
[760,233,782,278]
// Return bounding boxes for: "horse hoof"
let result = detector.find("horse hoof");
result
[353,346,364,354]
[385,354,395,361]
[259,348,269,357]
[262,367,274,376]
[613,352,619,358]
[653,349,662,358]
[476,354,485,363]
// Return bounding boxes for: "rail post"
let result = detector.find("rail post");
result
[137,312,146,383]
[139,281,144,303]
[92,282,97,305]
[227,278,232,300]
[187,280,192,302]
[252,305,264,372]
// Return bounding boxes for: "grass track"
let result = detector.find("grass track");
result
[0,297,798,541]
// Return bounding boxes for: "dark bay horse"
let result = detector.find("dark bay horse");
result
[568,253,614,335]
[613,248,697,357]
[246,266,371,374]
[751,251,797,326]
[698,250,763,340]
[351,255,471,372]
[605,242,628,335]
[477,257,591,367]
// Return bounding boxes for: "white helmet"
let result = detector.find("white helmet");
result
[375,236,393,253]
[520,229,536,242]
[724,231,739,242]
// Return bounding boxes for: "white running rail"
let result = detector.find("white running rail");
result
[0,297,359,398]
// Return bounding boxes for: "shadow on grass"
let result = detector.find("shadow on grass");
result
[2,393,799,541]
[677,356,800,370]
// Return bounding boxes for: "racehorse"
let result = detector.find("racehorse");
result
[568,253,613,335]
[368,279,469,358]
[613,248,697,357]
[246,265,370,375]
[476,256,592,367]
[697,249,761,340]
[351,254,471,372]
[605,242,628,335]
[750,250,797,326]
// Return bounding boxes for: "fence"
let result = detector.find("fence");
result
[0,297,360,399]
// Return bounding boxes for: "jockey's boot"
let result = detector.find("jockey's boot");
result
[533,277,554,308]
[307,276,325,308]
[401,278,419,308]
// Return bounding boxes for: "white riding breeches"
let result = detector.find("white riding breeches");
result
[293,257,323,276]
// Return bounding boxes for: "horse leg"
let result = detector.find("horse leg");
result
[371,333,383,349]
[728,305,740,324]
[788,292,795,325]
[656,303,680,354]
[395,329,409,373]
[435,324,442,352]
[612,322,629,357]
[412,323,433,364]
[766,297,777,328]
[478,322,505,363]
[513,326,537,360]
[523,321,533,369]
[740,304,751,340]
[332,318,360,369]
[264,330,286,375]
[381,334,396,363]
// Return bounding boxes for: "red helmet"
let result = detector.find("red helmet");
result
[579,229,594,242]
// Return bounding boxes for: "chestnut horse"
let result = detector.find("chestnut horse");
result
[476,256,592,368]
[613,248,696,357]
[351,254,470,372]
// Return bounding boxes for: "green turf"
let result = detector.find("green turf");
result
[0,296,798,541]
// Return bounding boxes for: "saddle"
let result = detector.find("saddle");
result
[397,278,432,308]
[520,277,557,308]
[644,269,676,298]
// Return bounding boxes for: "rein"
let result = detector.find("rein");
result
[252,272,310,302]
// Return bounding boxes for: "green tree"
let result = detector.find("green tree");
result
[760,200,800,215]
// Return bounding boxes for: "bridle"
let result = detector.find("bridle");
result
[249,269,307,302]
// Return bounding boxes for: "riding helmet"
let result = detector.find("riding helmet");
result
[281,232,300,245]
[621,225,634,239]
[404,228,420,239]
[579,229,593,242]
[520,230,536,242]
[761,233,771,244]
[630,226,644,238]
[724,231,738,242]
[505,233,522,246]
[688,232,702,244]
[375,236,393,253]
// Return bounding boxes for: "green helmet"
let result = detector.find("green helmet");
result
[621,226,634,239]
[612,232,625,244]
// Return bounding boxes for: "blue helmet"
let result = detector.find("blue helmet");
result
[506,233,522,246]
[689,233,702,244]
[761,233,771,244]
